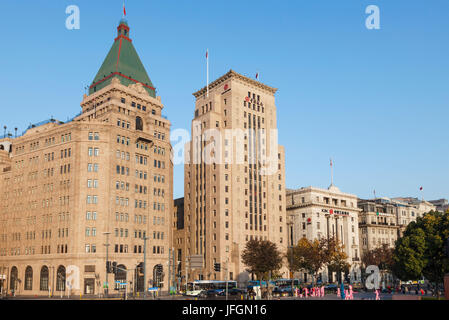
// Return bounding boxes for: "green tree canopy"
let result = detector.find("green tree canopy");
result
[287,237,350,284]
[393,211,449,298]
[241,239,283,280]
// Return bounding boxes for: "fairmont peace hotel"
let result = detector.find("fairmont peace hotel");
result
[0,19,173,296]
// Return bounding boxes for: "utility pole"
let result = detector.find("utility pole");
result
[172,248,176,295]
[225,258,229,301]
[185,257,190,293]
[143,236,148,299]
[168,248,171,296]
[103,232,111,298]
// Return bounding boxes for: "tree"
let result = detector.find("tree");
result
[241,239,283,282]
[393,211,449,298]
[326,237,351,284]
[361,244,394,286]
[286,237,348,285]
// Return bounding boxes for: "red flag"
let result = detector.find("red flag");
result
[420,186,423,191]
[206,49,208,59]
[256,72,259,80]
[123,1,126,16]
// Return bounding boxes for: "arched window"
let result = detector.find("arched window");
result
[24,266,33,290]
[40,266,49,291]
[114,264,127,290]
[10,266,18,291]
[153,264,163,288]
[136,116,143,131]
[56,265,66,291]
[134,263,144,293]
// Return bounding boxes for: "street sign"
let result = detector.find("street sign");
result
[148,287,158,292]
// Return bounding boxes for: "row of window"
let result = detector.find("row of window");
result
[88,147,100,156]
[117,135,130,145]
[116,150,130,160]
[116,165,130,175]
[117,119,130,129]
[88,132,100,140]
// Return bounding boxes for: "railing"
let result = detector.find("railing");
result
[1,113,81,140]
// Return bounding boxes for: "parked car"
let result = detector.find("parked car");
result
[228,288,247,296]
[217,288,245,296]
[324,284,338,292]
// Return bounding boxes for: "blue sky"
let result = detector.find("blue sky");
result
[1,0,448,201]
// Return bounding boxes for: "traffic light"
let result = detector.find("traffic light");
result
[214,263,221,272]
[112,261,117,274]
[106,261,112,273]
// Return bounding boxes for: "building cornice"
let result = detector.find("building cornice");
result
[192,70,278,98]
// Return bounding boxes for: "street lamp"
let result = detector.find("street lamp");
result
[287,221,295,296]
[103,231,111,298]
[143,236,149,299]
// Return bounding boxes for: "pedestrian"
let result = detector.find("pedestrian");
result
[340,283,346,300]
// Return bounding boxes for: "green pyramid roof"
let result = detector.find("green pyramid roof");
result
[89,19,155,97]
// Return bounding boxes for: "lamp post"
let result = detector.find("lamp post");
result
[287,221,295,296]
[103,231,111,298]
[143,236,149,299]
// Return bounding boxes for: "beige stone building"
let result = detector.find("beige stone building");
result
[172,197,186,287]
[181,70,288,284]
[0,18,172,296]
[390,197,436,236]
[358,197,436,255]
[286,185,362,283]
[357,199,400,256]
[357,197,436,286]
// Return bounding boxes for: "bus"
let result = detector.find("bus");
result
[185,280,237,296]
[271,279,301,296]
[274,279,300,287]
[247,280,275,289]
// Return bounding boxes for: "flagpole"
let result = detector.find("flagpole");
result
[330,158,333,186]
[206,49,209,98]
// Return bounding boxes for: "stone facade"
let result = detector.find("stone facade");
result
[286,185,362,283]
[182,70,288,284]
[0,20,173,297]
